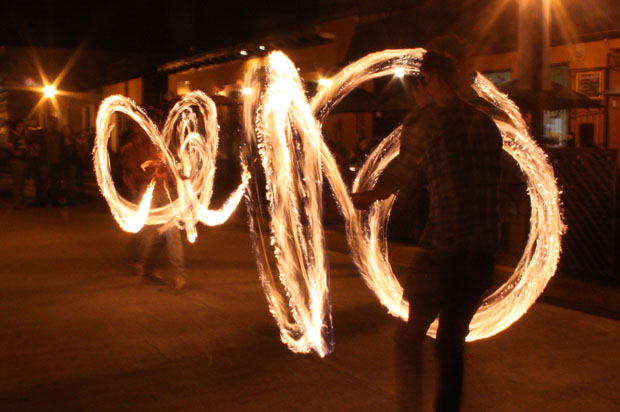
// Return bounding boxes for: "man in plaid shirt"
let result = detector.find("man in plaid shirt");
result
[353,51,502,412]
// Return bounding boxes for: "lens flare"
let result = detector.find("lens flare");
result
[42,85,57,98]
[94,90,250,243]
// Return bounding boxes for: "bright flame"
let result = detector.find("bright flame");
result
[240,52,333,356]
[93,91,250,243]
[94,49,564,356]
[240,49,564,355]
[43,85,57,98]
[394,67,405,78]
[318,78,332,87]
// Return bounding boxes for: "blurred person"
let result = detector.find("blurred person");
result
[74,129,90,201]
[352,51,502,412]
[7,120,28,209]
[352,135,371,167]
[60,125,80,205]
[45,117,63,205]
[27,127,47,206]
[119,124,186,289]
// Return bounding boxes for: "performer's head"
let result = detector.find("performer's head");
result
[419,51,458,105]
[410,74,434,107]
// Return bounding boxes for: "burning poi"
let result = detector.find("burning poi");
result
[94,91,250,242]
[94,49,564,358]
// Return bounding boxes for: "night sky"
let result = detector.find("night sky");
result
[0,1,322,55]
[2,1,619,59]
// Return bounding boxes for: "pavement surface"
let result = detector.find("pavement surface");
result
[1,183,619,412]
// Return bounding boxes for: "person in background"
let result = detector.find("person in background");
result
[8,120,28,209]
[61,124,80,205]
[45,117,63,205]
[27,127,47,206]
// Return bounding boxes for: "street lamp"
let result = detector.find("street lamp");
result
[42,85,57,98]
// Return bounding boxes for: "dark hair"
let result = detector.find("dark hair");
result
[420,51,458,89]
[409,75,427,88]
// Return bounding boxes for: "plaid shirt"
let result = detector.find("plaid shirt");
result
[377,98,502,252]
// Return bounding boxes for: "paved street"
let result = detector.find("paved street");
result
[1,194,619,412]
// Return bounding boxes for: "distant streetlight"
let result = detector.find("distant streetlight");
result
[42,85,57,98]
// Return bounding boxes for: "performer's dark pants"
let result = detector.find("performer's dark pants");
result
[396,250,494,412]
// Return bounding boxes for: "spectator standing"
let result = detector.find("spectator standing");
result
[45,117,63,205]
[8,120,28,209]
[61,124,80,205]
[27,127,47,206]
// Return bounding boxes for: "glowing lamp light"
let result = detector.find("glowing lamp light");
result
[394,67,405,78]
[259,45,266,51]
[240,50,248,56]
[318,78,332,88]
[42,85,57,98]
[241,87,252,96]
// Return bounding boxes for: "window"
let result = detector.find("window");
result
[482,70,511,86]
[545,65,570,144]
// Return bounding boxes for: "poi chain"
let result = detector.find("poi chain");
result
[94,90,250,242]
[94,49,564,357]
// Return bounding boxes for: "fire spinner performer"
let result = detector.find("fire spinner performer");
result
[94,49,564,385]
[352,51,502,412]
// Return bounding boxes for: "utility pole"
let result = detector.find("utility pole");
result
[518,0,551,142]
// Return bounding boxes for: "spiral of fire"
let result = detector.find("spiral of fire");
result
[95,50,564,357]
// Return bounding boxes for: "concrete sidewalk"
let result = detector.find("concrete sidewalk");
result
[0,197,619,411]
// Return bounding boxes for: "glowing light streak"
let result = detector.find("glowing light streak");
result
[241,53,333,356]
[94,49,564,356]
[318,78,332,88]
[94,91,250,242]
[240,49,564,355]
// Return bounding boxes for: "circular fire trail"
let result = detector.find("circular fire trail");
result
[94,50,564,357]
[94,91,249,243]
[241,49,564,355]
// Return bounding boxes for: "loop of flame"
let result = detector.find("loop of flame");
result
[94,91,250,243]
[94,49,564,357]
[240,49,564,356]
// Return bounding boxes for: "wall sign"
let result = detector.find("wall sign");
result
[576,71,603,99]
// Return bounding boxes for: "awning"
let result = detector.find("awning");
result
[158,28,335,74]
[307,80,415,114]
[498,80,602,110]
[603,85,620,96]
